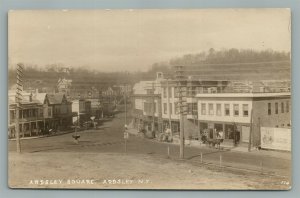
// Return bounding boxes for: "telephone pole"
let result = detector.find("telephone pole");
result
[248,108,253,152]
[15,63,24,153]
[166,79,172,136]
[175,66,187,159]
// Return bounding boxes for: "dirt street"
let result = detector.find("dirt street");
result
[8,152,289,190]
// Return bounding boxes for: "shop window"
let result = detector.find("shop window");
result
[225,124,234,139]
[233,104,239,116]
[225,104,230,116]
[268,103,271,115]
[243,104,249,117]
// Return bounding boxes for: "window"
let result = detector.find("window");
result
[175,102,179,114]
[216,104,221,116]
[10,110,15,120]
[144,102,148,113]
[201,103,206,115]
[286,101,289,113]
[275,102,278,114]
[168,87,172,98]
[146,89,154,95]
[233,104,239,116]
[243,104,249,117]
[281,102,284,113]
[174,87,179,98]
[268,103,271,115]
[48,108,52,117]
[192,103,198,116]
[187,103,193,115]
[163,88,167,98]
[225,104,230,116]
[208,103,214,115]
[169,103,173,115]
[163,103,167,114]
[39,109,43,117]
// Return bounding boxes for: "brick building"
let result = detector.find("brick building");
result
[195,92,291,147]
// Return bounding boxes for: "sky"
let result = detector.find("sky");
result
[8,9,291,72]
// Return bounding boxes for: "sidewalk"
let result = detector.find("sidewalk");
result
[126,127,291,160]
[9,129,75,141]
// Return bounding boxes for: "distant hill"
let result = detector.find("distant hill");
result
[8,48,291,92]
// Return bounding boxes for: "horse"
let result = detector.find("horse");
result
[206,138,222,149]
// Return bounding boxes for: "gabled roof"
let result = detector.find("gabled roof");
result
[47,93,66,105]
[34,93,47,104]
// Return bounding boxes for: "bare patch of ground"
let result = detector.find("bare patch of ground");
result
[8,152,290,190]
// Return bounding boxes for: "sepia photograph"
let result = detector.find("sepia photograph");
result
[8,9,291,190]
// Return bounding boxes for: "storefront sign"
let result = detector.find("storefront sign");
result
[261,127,291,151]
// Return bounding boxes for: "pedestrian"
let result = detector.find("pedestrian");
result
[218,130,224,143]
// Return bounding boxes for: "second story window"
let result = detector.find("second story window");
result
[268,103,271,115]
[192,103,198,116]
[48,108,52,117]
[187,103,192,115]
[168,87,172,98]
[225,104,230,116]
[243,104,249,117]
[208,103,214,115]
[175,102,179,114]
[275,102,278,114]
[163,103,167,114]
[174,87,179,98]
[10,110,15,120]
[286,101,289,113]
[281,102,284,113]
[163,88,167,98]
[233,104,239,116]
[201,103,206,115]
[216,104,221,116]
[169,103,173,115]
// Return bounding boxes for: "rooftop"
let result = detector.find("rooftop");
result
[195,92,291,98]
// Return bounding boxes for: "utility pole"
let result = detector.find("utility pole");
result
[175,66,186,159]
[166,79,172,137]
[15,63,24,153]
[151,82,155,132]
[248,108,253,152]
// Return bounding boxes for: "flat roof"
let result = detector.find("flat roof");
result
[195,92,291,98]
